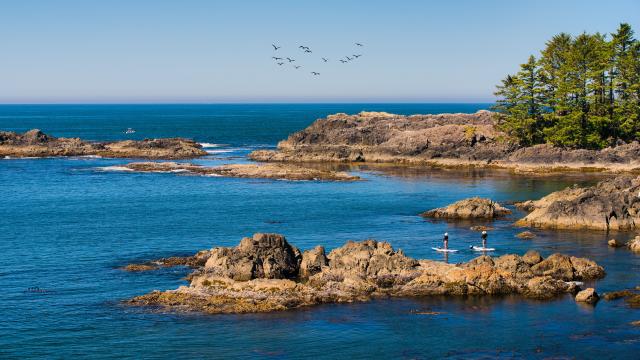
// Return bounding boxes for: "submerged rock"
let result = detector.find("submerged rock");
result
[115,161,360,181]
[421,197,511,220]
[0,129,207,159]
[608,239,624,248]
[575,288,599,304]
[516,231,536,239]
[515,175,640,231]
[127,233,605,314]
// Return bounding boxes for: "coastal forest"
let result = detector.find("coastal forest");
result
[494,23,640,149]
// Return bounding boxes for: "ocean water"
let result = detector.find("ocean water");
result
[1,104,639,359]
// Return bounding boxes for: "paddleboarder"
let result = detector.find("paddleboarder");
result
[443,232,449,250]
[481,230,488,249]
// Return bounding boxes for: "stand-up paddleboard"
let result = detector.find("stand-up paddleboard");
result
[471,246,495,252]
[432,247,459,253]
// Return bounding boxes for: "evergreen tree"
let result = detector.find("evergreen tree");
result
[493,23,640,149]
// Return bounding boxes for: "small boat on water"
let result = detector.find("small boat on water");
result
[124,128,136,134]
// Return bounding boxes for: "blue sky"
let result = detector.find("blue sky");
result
[0,0,638,103]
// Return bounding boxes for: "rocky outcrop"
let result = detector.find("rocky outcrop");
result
[0,129,207,159]
[110,161,359,181]
[248,111,640,173]
[603,289,640,308]
[421,197,511,220]
[122,251,212,272]
[127,233,605,314]
[515,175,640,230]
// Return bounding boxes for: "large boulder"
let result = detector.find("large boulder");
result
[575,288,599,304]
[421,197,511,220]
[204,233,302,281]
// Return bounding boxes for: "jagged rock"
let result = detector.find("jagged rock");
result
[421,197,511,220]
[204,233,302,281]
[575,288,599,304]
[0,129,207,159]
[515,176,640,231]
[299,246,328,279]
[127,233,605,314]
[522,250,543,266]
[116,161,359,181]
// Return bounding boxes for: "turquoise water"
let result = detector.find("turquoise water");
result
[1,104,639,359]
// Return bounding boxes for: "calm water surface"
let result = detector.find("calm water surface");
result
[1,104,639,359]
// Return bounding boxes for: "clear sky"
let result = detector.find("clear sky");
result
[1,0,638,103]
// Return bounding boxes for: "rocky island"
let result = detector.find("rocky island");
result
[421,197,511,220]
[127,233,605,314]
[249,111,640,173]
[110,161,360,181]
[0,129,207,159]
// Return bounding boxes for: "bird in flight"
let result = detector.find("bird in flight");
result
[286,57,295,62]
[355,43,363,46]
[345,56,353,61]
[353,54,362,58]
[339,59,347,63]
[304,49,312,53]
[277,62,284,66]
[272,57,283,60]
[322,58,328,62]
[294,65,301,69]
[298,45,310,50]
[272,44,281,50]
[311,72,320,75]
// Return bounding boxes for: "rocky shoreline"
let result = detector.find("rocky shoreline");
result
[107,161,360,181]
[515,175,640,231]
[127,233,605,315]
[248,111,640,173]
[0,129,207,159]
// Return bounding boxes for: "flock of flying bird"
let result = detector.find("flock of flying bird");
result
[270,42,364,76]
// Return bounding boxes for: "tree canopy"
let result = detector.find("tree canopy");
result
[493,24,640,149]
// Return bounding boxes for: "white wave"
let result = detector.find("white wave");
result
[205,149,235,154]
[170,169,190,173]
[204,173,223,177]
[95,166,134,172]
[3,156,40,160]
[199,143,225,148]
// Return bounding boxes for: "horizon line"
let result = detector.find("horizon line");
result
[0,101,495,106]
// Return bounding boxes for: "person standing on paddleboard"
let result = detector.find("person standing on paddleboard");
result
[481,230,488,249]
[443,232,449,250]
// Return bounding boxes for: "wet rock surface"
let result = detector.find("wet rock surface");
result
[0,129,207,159]
[127,233,605,314]
[421,197,511,220]
[248,111,640,173]
[575,288,599,304]
[117,161,360,181]
[515,175,640,230]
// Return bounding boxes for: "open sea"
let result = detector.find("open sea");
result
[1,104,639,359]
